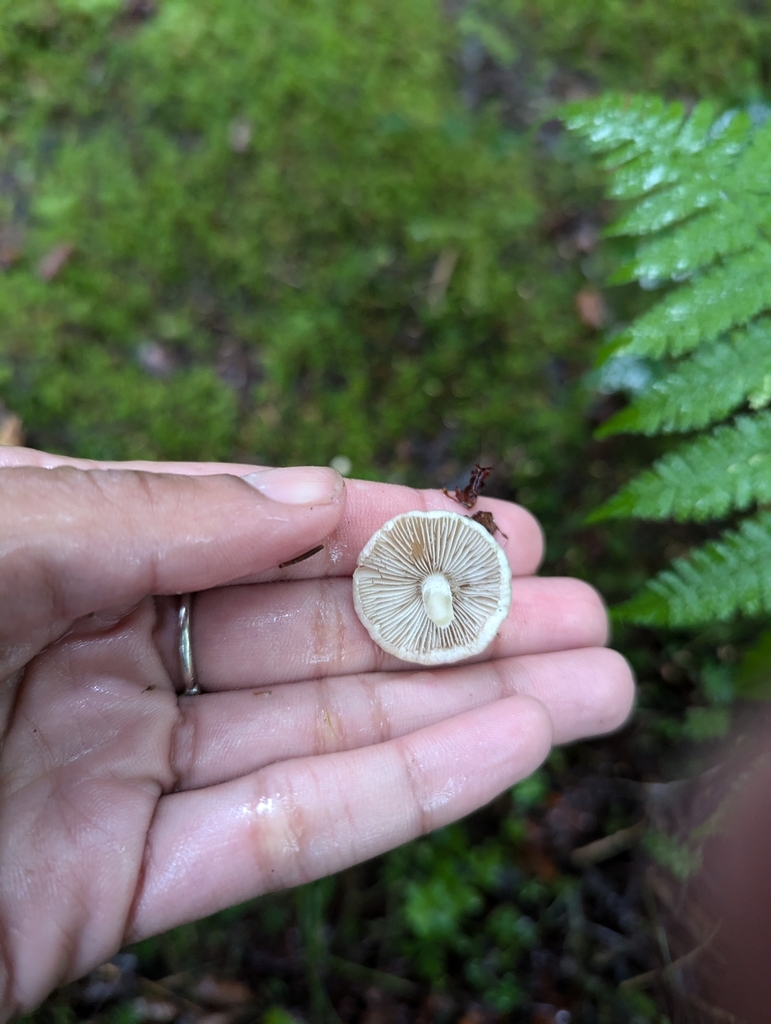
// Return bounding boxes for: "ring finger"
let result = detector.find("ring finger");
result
[171,646,634,790]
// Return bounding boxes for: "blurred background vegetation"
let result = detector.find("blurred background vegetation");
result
[4,0,771,1021]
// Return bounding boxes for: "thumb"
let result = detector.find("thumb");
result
[0,464,345,663]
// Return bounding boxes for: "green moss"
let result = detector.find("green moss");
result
[467,0,771,101]
[3,0,767,478]
[0,0,558,471]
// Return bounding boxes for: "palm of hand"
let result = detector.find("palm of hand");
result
[2,597,180,1007]
[0,452,633,1018]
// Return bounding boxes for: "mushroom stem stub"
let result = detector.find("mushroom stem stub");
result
[421,574,454,628]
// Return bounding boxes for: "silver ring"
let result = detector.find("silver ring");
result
[178,593,201,695]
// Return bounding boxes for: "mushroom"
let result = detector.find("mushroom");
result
[352,510,512,666]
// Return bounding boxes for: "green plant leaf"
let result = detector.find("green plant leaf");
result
[735,627,771,698]
[572,96,771,630]
[683,706,730,741]
[562,94,686,168]
[617,193,766,280]
[614,242,771,359]
[615,510,771,626]
[597,322,771,437]
[592,411,771,522]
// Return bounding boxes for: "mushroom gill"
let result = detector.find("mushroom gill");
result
[352,510,512,665]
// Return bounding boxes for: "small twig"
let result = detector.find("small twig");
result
[618,967,661,991]
[619,921,720,991]
[682,994,751,1023]
[426,247,459,309]
[570,820,647,868]
[138,975,202,1015]
[329,957,419,998]
[279,544,324,568]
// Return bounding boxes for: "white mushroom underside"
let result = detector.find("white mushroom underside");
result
[353,510,512,665]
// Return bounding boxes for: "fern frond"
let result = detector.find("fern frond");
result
[614,242,771,359]
[612,119,771,277]
[598,321,771,437]
[732,117,771,194]
[613,194,766,281]
[615,511,771,627]
[591,411,771,523]
[614,111,749,199]
[563,95,687,167]
[567,96,771,630]
[563,96,743,192]
[607,179,724,241]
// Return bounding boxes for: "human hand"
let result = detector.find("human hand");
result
[0,448,634,1017]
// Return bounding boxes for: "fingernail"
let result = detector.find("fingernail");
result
[242,466,343,505]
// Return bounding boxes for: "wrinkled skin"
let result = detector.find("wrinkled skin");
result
[0,448,635,1018]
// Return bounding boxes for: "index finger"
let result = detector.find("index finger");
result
[249,479,544,582]
[0,447,544,578]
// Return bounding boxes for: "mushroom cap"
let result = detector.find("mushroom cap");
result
[352,509,512,665]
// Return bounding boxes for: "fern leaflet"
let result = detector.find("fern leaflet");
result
[613,243,771,360]
[616,512,771,627]
[591,411,771,523]
[597,321,771,437]
[613,194,770,283]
